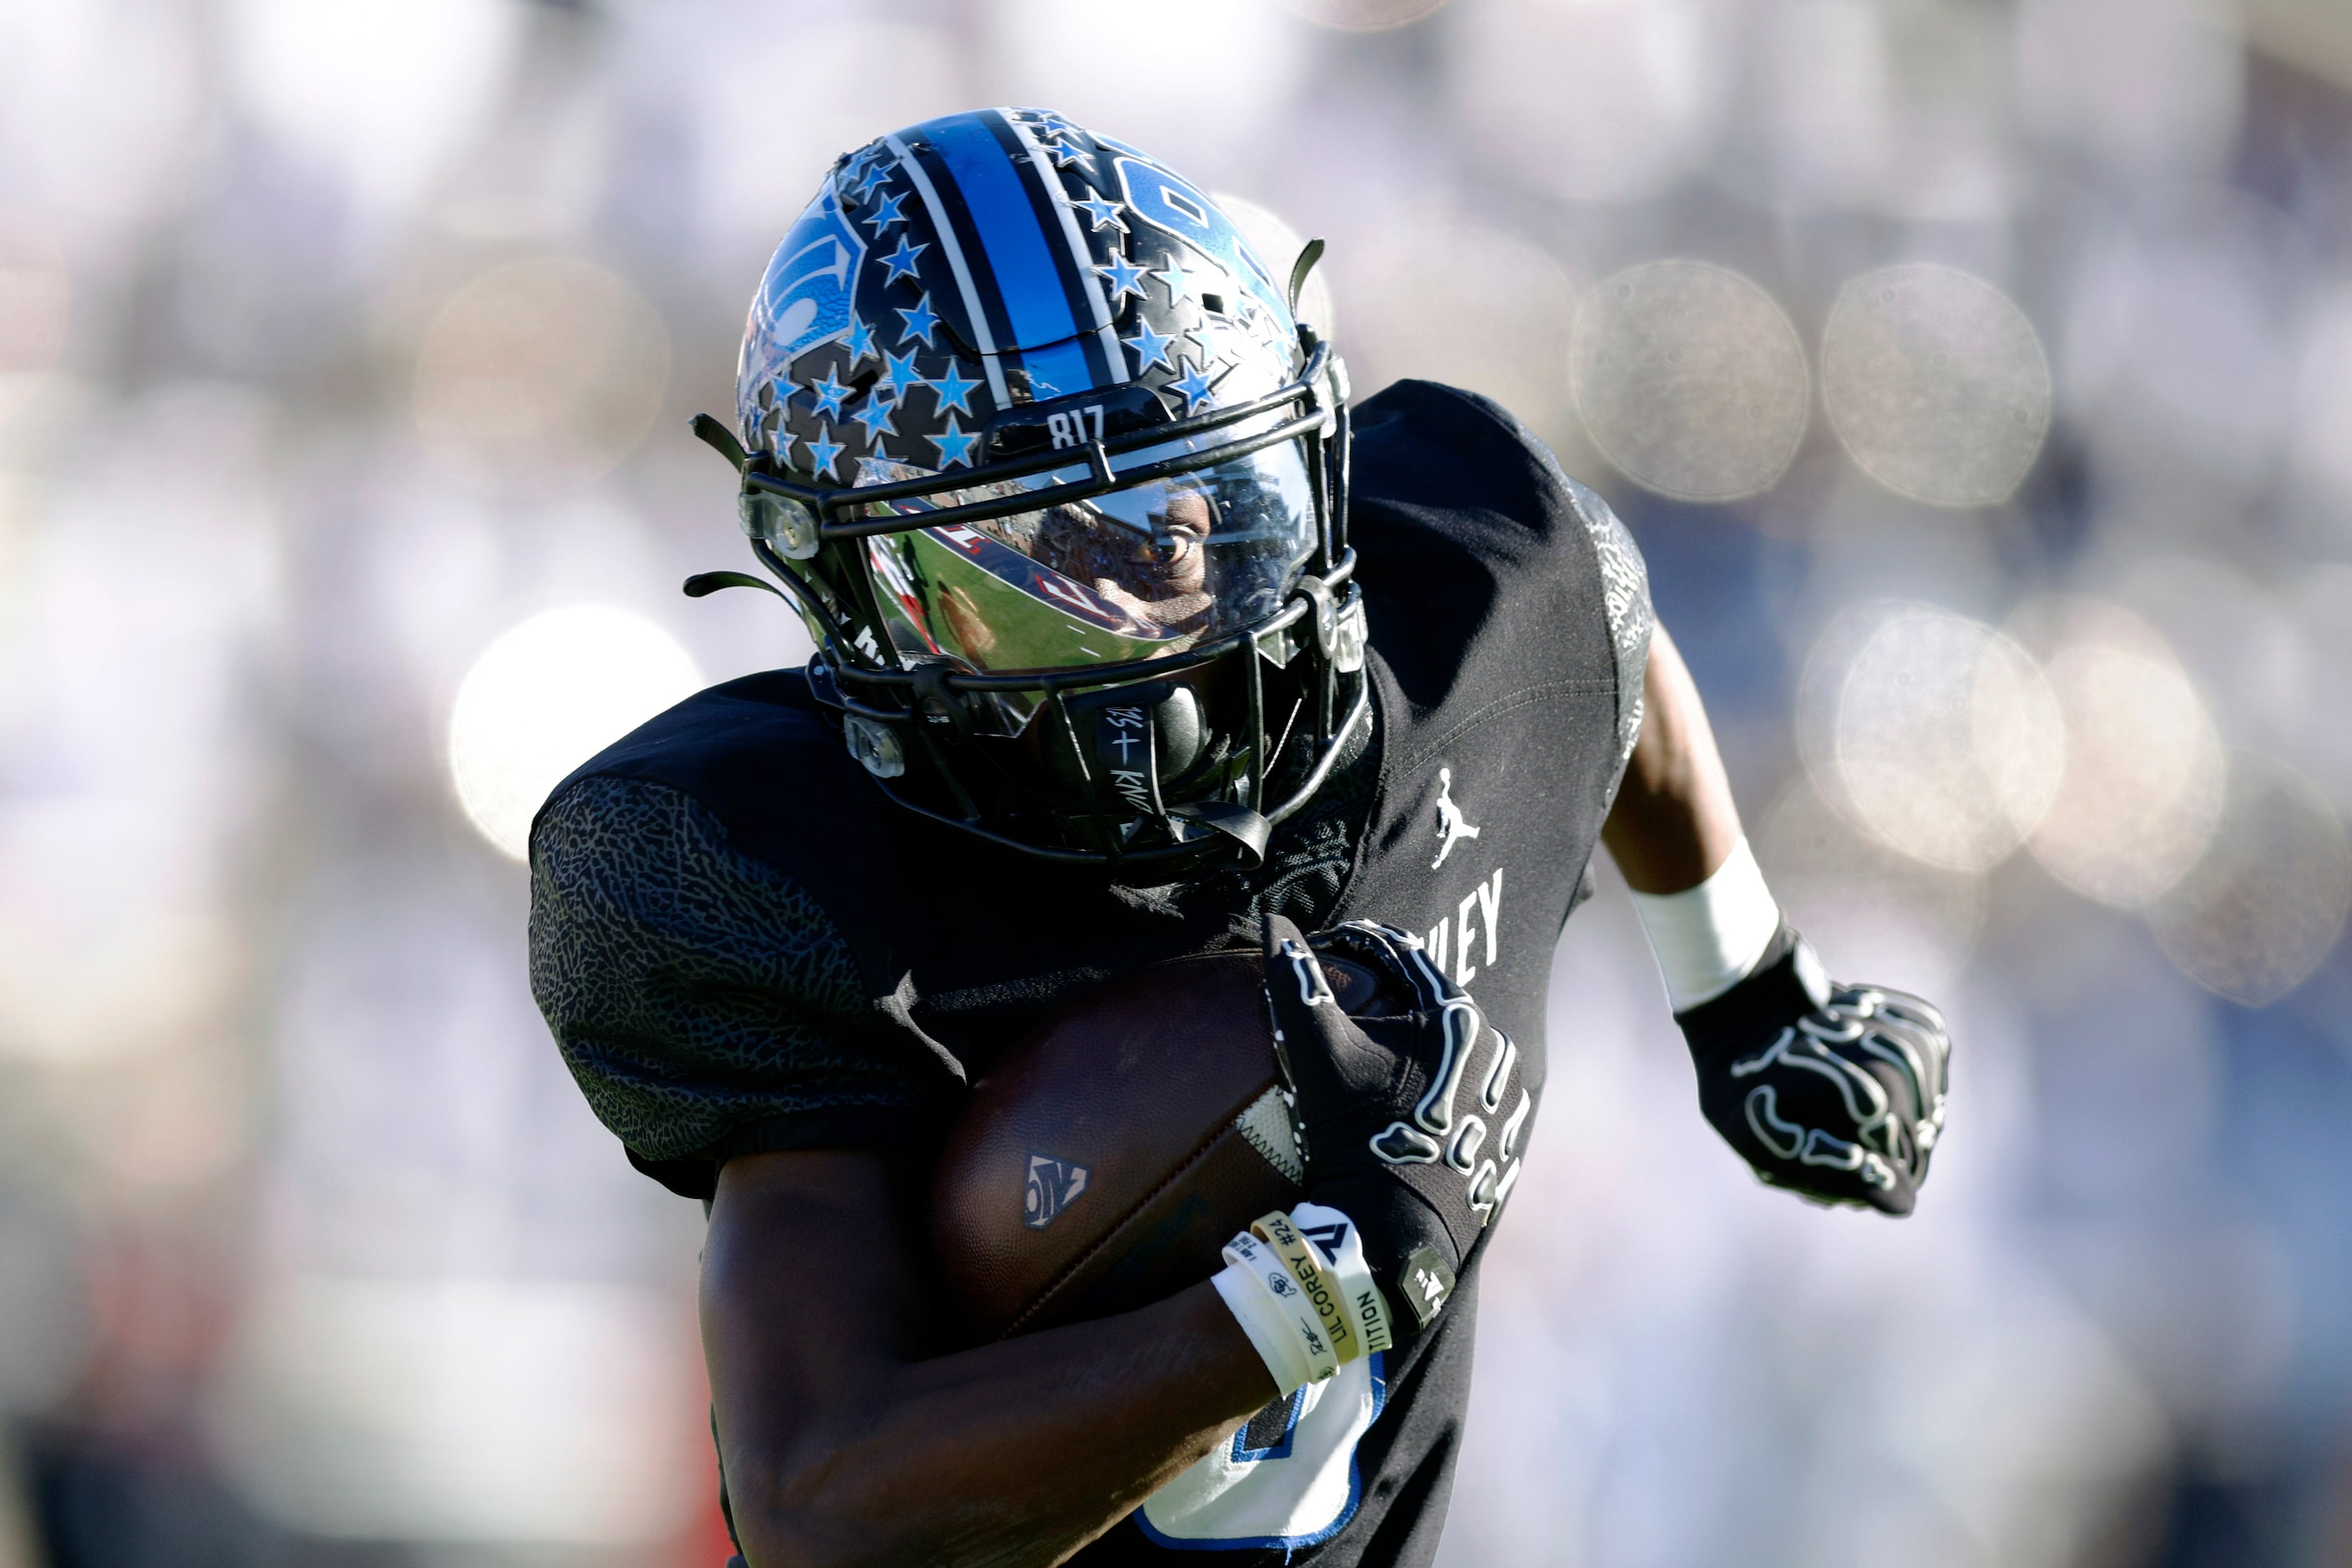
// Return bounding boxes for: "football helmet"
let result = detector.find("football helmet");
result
[692,108,1365,874]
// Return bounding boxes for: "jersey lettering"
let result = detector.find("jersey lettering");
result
[1423,865,1504,986]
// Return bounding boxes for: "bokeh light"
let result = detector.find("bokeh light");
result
[1756,774,1987,994]
[446,606,702,861]
[2025,625,2226,908]
[986,0,1303,162]
[1828,604,2064,871]
[211,1277,700,1543]
[1822,264,2051,507]
[1213,192,1335,341]
[228,0,521,217]
[0,799,242,1065]
[1572,260,1811,503]
[1282,0,1454,29]
[0,215,68,383]
[2147,753,2352,1006]
[1451,0,1727,203]
[2290,276,2352,518]
[413,257,670,498]
[2286,565,2352,811]
[1339,220,1574,438]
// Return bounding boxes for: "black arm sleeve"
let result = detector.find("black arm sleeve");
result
[529,774,957,1197]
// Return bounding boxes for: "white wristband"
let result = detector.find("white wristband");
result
[1212,1260,1316,1394]
[1291,1201,1393,1356]
[1626,835,1781,1012]
[1215,1231,1340,1393]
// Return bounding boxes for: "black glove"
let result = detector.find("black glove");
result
[1678,927,1950,1215]
[1260,914,1535,1341]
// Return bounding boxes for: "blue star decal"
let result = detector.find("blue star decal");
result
[1168,357,1217,412]
[1153,256,1191,304]
[1073,195,1126,232]
[1188,321,1223,362]
[852,391,898,443]
[802,425,846,482]
[879,235,929,286]
[1123,319,1176,372]
[930,415,979,469]
[847,155,893,204]
[845,316,880,369]
[882,347,928,400]
[804,368,852,419]
[864,188,909,233]
[1045,141,1094,173]
[931,359,980,416]
[1097,253,1147,305]
[897,292,942,347]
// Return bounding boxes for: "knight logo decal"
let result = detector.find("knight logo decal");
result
[744,184,866,385]
[1024,1153,1090,1231]
[1431,766,1481,869]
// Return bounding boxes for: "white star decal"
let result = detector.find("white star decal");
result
[882,348,928,400]
[845,317,880,369]
[1122,320,1176,372]
[1152,256,1191,305]
[879,235,928,285]
[931,415,979,468]
[897,293,942,347]
[931,359,980,416]
[1168,357,1218,412]
[1097,254,1147,305]
[806,367,852,419]
[847,156,892,203]
[1073,195,1126,232]
[803,426,846,481]
[852,392,898,444]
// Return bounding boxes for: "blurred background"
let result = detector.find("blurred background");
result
[3,0,2351,1563]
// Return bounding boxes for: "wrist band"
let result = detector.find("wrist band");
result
[1211,1259,1317,1394]
[1288,1201,1394,1356]
[1251,1210,1359,1367]
[1218,1231,1340,1388]
[1626,834,1781,1012]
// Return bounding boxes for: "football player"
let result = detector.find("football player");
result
[529,109,1951,1567]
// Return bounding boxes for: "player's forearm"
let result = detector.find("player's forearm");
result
[704,1152,1272,1568]
[1600,620,1743,895]
[727,1282,1266,1568]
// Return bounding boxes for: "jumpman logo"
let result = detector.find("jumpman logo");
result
[1431,766,1481,869]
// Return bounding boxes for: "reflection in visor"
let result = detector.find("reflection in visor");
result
[855,428,1318,731]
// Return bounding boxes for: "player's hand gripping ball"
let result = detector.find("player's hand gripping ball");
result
[1260,915,1534,1345]
[1677,928,1950,1215]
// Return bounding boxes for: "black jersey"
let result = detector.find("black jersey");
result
[529,380,1651,1566]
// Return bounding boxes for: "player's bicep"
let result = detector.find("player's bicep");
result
[701,1150,933,1515]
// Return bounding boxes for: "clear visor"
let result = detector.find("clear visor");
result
[855,423,1318,686]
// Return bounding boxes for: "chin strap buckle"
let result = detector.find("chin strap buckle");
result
[1292,577,1368,675]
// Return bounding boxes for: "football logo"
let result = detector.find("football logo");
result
[1024,1153,1090,1230]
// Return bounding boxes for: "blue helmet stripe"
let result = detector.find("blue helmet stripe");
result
[988,111,1125,390]
[919,114,1102,400]
[883,130,1011,406]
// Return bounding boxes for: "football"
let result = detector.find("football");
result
[930,945,1391,1343]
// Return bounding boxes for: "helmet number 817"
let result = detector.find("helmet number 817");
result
[1047,406,1109,449]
